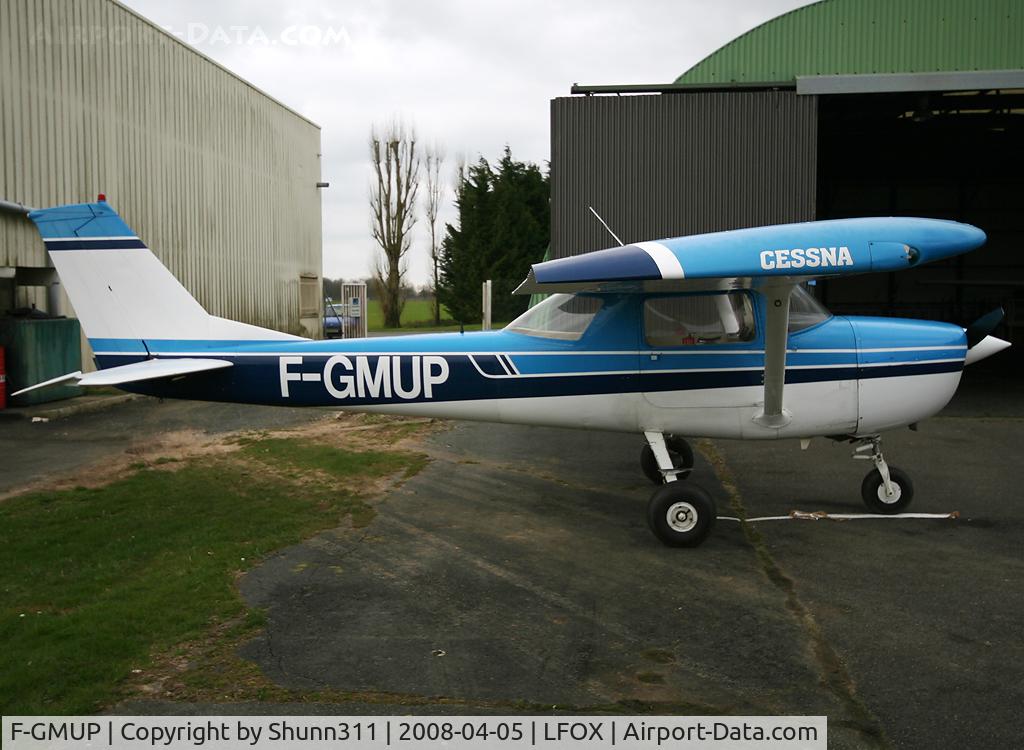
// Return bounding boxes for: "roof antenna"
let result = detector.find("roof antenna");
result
[588,206,624,247]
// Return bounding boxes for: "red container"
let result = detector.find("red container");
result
[0,346,6,410]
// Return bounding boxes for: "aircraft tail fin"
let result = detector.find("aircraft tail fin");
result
[27,199,302,356]
[29,200,211,348]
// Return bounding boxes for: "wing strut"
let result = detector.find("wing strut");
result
[754,281,794,428]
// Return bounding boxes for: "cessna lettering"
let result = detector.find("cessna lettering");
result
[760,246,853,270]
[279,355,450,400]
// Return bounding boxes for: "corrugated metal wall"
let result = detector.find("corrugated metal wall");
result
[676,0,1024,85]
[0,0,322,336]
[550,91,817,258]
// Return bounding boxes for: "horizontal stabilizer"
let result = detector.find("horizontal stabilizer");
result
[10,358,232,397]
[9,370,84,396]
[77,358,233,385]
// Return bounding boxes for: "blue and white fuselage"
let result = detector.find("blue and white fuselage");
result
[87,300,968,440]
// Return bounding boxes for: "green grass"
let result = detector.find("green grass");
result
[365,299,509,334]
[0,436,427,714]
[239,436,425,478]
[367,298,452,330]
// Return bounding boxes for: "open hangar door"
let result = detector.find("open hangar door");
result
[814,84,1024,371]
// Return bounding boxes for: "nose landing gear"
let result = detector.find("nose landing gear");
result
[852,436,914,513]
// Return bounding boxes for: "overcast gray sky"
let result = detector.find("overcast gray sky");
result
[120,0,811,286]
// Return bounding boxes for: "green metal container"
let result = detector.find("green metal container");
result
[0,318,82,406]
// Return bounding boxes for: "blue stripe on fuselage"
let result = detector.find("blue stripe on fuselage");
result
[90,332,543,356]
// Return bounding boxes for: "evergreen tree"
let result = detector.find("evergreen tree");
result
[437,148,548,324]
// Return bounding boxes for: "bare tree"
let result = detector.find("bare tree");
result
[423,144,446,325]
[369,121,420,328]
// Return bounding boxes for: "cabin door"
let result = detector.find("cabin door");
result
[639,292,762,409]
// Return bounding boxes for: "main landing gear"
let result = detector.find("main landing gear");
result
[640,431,916,548]
[641,432,712,547]
[640,434,694,484]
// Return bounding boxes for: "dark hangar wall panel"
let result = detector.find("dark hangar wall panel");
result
[550,91,817,258]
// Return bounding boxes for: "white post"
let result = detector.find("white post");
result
[361,283,368,338]
[482,279,492,331]
[47,281,63,317]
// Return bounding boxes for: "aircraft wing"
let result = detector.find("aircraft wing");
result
[11,358,233,397]
[516,216,986,428]
[514,216,986,295]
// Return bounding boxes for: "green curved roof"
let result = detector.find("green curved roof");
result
[676,0,1024,85]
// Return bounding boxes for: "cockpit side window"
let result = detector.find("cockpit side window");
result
[644,292,755,347]
[505,293,604,341]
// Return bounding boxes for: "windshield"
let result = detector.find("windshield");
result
[505,294,604,341]
[788,286,832,333]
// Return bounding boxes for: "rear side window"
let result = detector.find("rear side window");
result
[644,293,755,347]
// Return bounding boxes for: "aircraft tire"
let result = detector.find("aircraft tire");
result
[640,436,694,484]
[647,483,716,547]
[861,466,914,514]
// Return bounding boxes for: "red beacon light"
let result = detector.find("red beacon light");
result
[97,193,106,202]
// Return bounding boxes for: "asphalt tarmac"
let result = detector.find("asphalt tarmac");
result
[235,415,1023,749]
[4,375,1022,749]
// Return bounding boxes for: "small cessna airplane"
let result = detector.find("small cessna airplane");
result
[15,198,1010,547]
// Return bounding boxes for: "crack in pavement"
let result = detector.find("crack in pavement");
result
[698,439,893,749]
